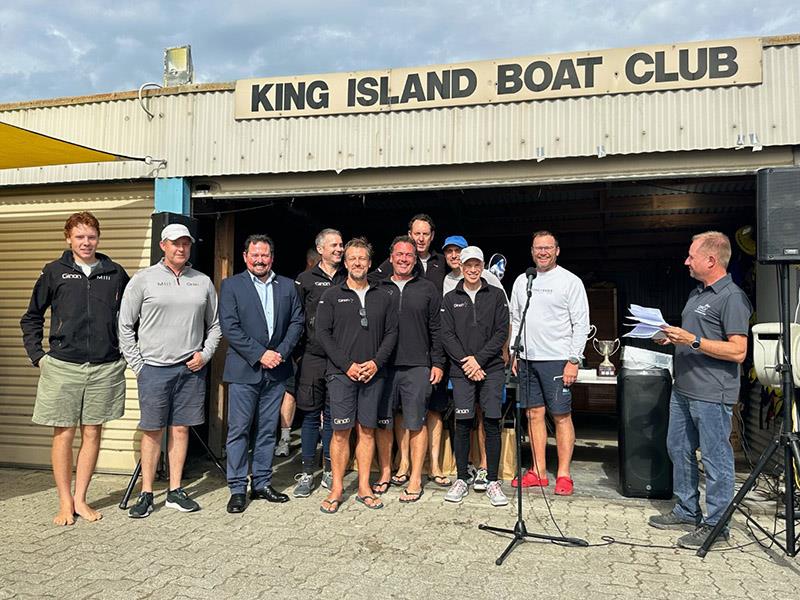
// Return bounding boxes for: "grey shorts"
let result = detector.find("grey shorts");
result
[378,366,431,431]
[137,363,207,430]
[295,353,327,411]
[517,360,572,415]
[32,355,126,427]
[326,373,385,430]
[451,369,505,421]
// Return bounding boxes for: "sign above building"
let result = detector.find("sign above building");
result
[234,37,763,120]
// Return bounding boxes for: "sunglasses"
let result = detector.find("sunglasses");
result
[359,307,368,329]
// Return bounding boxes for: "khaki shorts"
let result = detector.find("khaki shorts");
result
[32,354,126,427]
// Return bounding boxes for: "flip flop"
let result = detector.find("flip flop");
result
[428,475,452,488]
[390,473,410,486]
[371,481,390,496]
[399,488,424,503]
[355,495,384,510]
[319,498,341,514]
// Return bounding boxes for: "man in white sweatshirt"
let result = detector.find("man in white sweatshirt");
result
[509,231,590,496]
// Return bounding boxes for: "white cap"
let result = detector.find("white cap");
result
[460,246,484,264]
[161,223,195,243]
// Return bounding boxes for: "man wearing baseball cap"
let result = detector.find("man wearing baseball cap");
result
[119,223,222,518]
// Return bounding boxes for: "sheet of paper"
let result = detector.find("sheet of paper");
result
[623,304,669,340]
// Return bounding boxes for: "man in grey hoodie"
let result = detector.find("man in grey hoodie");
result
[118,223,221,518]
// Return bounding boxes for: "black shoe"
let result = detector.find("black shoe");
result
[128,491,154,519]
[677,524,730,550]
[226,493,247,514]
[250,485,290,503]
[165,487,200,513]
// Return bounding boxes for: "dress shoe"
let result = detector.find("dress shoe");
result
[226,493,247,513]
[250,485,290,503]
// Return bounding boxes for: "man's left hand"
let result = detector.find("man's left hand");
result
[430,366,444,385]
[261,350,283,369]
[358,360,379,383]
[662,326,694,346]
[562,361,579,387]
[186,352,206,372]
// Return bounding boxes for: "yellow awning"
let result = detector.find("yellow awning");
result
[0,121,138,169]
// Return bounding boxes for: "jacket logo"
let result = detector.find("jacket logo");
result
[338,298,353,303]
[453,302,467,308]
[96,275,111,281]
[314,281,330,287]
[62,273,82,279]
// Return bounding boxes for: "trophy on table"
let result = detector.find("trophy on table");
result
[592,338,621,378]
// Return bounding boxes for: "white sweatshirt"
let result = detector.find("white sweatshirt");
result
[509,265,590,360]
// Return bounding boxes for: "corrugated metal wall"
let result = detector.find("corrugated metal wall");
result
[0,184,153,472]
[0,44,798,187]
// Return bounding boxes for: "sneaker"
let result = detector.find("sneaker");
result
[275,439,290,457]
[165,487,200,513]
[648,512,700,532]
[511,470,548,488]
[486,480,508,507]
[321,470,333,490]
[128,491,154,519]
[293,473,315,498]
[465,463,477,486]
[677,524,729,550]
[444,479,469,503]
[473,468,488,492]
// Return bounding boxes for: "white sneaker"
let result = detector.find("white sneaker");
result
[321,470,333,490]
[274,439,290,457]
[486,480,508,507]
[444,479,469,503]
[473,468,488,492]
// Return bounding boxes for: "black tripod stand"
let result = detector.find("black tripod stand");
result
[118,426,226,509]
[479,269,588,564]
[698,263,800,557]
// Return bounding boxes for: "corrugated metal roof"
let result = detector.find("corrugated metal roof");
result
[0,44,798,187]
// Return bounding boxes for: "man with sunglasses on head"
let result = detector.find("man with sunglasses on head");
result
[315,238,398,514]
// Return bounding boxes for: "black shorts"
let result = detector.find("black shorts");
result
[295,353,328,411]
[517,360,571,415]
[427,380,450,415]
[451,369,505,421]
[326,373,386,430]
[378,366,431,431]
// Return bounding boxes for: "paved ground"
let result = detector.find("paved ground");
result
[1,440,798,600]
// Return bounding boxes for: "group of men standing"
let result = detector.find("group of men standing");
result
[22,210,750,552]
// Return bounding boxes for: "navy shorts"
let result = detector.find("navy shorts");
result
[137,363,207,430]
[378,366,431,431]
[517,360,571,415]
[295,353,327,411]
[451,369,505,421]
[326,373,386,430]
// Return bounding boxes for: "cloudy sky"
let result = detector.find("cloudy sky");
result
[1,0,797,104]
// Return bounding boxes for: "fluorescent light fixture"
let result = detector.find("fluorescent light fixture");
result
[164,45,193,87]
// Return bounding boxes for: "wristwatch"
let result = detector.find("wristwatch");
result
[690,336,701,350]
[568,356,580,365]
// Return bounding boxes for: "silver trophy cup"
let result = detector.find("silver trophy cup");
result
[592,338,621,378]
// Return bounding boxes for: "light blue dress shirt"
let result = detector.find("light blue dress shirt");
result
[250,271,276,340]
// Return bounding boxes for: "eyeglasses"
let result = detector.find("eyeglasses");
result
[359,307,368,329]
[533,245,556,252]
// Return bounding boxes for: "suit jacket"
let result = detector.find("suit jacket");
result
[220,270,304,384]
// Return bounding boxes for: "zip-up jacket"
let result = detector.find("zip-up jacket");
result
[21,250,130,366]
[377,276,445,369]
[371,249,446,293]
[441,279,509,378]
[315,281,398,376]
[294,263,347,357]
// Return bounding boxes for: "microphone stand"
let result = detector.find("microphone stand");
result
[479,271,588,565]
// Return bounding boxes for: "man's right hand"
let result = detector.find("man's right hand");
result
[260,350,283,369]
[511,357,518,376]
[346,362,362,382]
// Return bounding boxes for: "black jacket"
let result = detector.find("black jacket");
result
[377,276,445,369]
[20,251,130,365]
[294,263,347,357]
[315,281,398,375]
[441,279,509,378]
[371,249,447,293]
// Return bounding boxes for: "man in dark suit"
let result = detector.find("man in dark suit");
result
[220,234,304,513]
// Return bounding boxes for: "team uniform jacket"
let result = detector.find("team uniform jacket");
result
[371,249,447,293]
[294,263,347,357]
[376,276,445,369]
[315,282,398,376]
[440,279,509,378]
[21,250,130,366]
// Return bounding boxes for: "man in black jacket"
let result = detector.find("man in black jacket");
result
[373,236,444,503]
[315,238,398,513]
[20,212,129,526]
[440,246,509,507]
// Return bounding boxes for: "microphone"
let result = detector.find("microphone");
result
[525,267,537,295]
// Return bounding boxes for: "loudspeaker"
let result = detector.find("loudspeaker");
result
[757,167,800,264]
[617,367,673,498]
[150,212,199,266]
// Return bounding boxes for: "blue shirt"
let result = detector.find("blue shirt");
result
[250,271,276,340]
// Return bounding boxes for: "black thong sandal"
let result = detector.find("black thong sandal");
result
[371,481,390,495]
[319,498,341,514]
[399,488,424,503]
[355,495,384,510]
[390,473,410,486]
[428,475,452,488]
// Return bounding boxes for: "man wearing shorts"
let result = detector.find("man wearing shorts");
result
[21,211,129,526]
[315,238,397,513]
[441,246,509,506]
[374,236,444,503]
[510,231,590,496]
[119,223,221,518]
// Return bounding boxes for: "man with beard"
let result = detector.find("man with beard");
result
[316,238,398,513]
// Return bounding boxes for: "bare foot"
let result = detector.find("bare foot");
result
[74,501,103,522]
[53,507,75,526]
